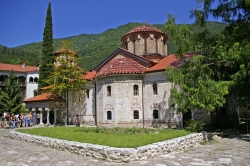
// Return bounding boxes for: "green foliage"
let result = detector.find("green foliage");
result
[185,119,203,132]
[18,127,192,148]
[0,46,40,65]
[38,3,54,89]
[167,55,232,112]
[189,0,250,109]
[45,40,86,94]
[7,22,226,71]
[0,70,24,114]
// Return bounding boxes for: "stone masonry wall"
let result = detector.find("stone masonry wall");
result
[9,130,210,163]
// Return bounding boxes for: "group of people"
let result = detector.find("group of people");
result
[1,112,40,129]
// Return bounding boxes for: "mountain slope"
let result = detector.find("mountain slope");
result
[2,22,227,70]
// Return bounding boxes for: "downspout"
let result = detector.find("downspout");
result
[142,74,145,128]
[66,91,69,125]
[94,82,97,126]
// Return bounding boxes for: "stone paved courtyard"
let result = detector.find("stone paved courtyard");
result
[1,128,250,166]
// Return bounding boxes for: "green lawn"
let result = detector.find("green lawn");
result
[17,127,193,148]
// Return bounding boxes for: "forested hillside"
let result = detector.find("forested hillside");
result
[0,22,227,70]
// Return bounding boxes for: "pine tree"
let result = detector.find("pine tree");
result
[38,2,54,90]
[0,70,24,114]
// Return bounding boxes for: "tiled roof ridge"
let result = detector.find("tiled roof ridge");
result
[121,25,168,41]
[23,92,64,102]
[119,47,156,63]
[95,57,147,77]
[94,48,155,71]
[0,62,38,72]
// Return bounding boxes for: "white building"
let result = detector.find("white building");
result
[0,62,39,99]
[23,25,211,128]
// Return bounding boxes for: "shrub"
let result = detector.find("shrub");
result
[185,119,203,132]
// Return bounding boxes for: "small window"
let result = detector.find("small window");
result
[107,86,111,96]
[133,85,139,96]
[134,110,139,119]
[107,111,112,120]
[34,77,38,83]
[153,110,159,119]
[29,77,33,83]
[153,83,158,95]
[221,107,226,116]
[86,90,89,99]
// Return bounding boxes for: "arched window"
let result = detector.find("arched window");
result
[130,35,137,54]
[141,33,149,54]
[125,42,128,50]
[34,77,38,83]
[107,111,112,120]
[133,110,139,119]
[154,35,160,53]
[29,77,33,83]
[133,85,139,96]
[107,86,111,96]
[153,83,158,95]
[86,90,90,99]
[153,110,159,119]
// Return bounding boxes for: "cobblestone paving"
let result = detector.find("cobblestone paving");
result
[1,129,250,166]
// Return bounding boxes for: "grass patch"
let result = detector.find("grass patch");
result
[17,127,193,148]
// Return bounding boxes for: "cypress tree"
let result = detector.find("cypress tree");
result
[38,3,54,89]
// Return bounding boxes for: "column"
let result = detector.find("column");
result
[47,110,50,124]
[39,111,43,125]
[191,111,195,119]
[54,110,57,124]
[180,113,183,128]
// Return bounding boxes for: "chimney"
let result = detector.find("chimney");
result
[21,60,26,68]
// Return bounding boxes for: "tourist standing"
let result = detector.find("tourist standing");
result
[10,114,15,129]
[32,112,37,126]
[5,113,10,129]
[15,113,19,128]
[25,113,31,127]
[36,113,40,124]
[19,113,24,127]
[74,115,80,127]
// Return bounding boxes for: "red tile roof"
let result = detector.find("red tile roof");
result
[85,70,96,80]
[121,25,168,41]
[23,93,64,102]
[96,57,147,77]
[147,54,178,72]
[54,48,79,57]
[0,63,38,73]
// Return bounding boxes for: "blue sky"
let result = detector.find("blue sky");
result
[0,0,220,48]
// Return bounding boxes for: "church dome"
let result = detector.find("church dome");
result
[121,25,168,41]
[121,25,168,56]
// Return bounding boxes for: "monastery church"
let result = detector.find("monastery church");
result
[23,25,210,128]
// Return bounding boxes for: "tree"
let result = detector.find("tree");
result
[165,0,250,124]
[190,0,250,108]
[45,40,86,124]
[38,2,54,90]
[0,70,24,114]
[165,13,232,113]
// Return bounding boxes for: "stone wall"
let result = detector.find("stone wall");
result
[9,130,210,163]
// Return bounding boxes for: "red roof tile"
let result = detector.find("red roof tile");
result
[0,63,38,73]
[147,54,178,72]
[121,25,168,41]
[54,48,79,57]
[85,70,96,80]
[23,93,64,102]
[96,58,147,77]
